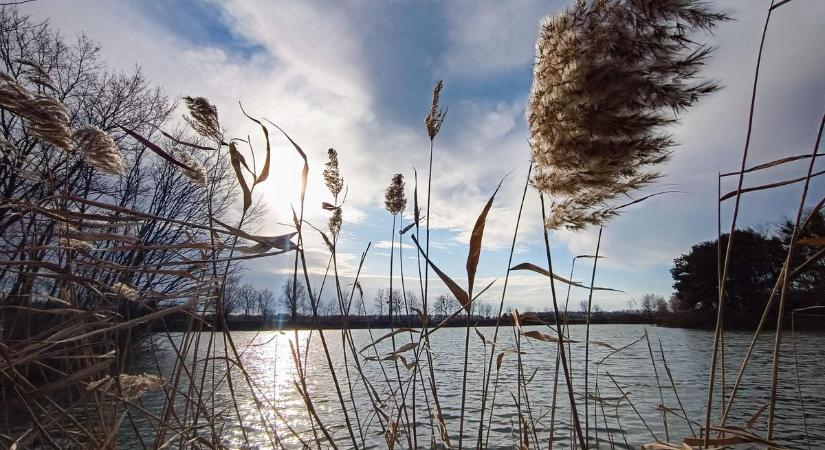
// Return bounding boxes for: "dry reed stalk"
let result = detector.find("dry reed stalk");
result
[766,113,824,439]
[477,161,532,449]
[416,79,449,448]
[705,2,774,446]
[539,193,586,448]
[583,225,603,446]
[643,330,669,442]
[657,338,696,438]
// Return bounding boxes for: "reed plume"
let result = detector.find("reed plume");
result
[323,148,344,198]
[173,147,208,186]
[183,96,221,142]
[425,80,446,140]
[527,0,726,230]
[384,173,407,215]
[329,207,342,238]
[0,71,32,111]
[89,374,164,401]
[1,72,72,149]
[72,126,126,175]
[112,281,140,302]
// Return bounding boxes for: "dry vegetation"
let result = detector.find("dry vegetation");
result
[1,0,822,449]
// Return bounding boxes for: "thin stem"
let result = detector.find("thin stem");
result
[705,2,774,445]
[539,193,586,449]
[584,226,603,446]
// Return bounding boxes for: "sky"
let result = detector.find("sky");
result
[22,0,825,313]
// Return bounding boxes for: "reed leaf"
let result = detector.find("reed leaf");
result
[229,142,252,212]
[410,235,470,310]
[720,169,825,201]
[239,103,271,184]
[467,179,503,296]
[510,262,625,293]
[720,152,821,177]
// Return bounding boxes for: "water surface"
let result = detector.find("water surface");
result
[125,325,824,449]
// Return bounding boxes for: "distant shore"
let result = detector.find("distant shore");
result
[152,309,822,332]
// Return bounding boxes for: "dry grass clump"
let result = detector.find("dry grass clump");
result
[528,0,727,230]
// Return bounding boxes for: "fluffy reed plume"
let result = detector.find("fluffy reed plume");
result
[112,281,140,302]
[118,374,164,400]
[173,147,208,186]
[328,207,342,238]
[89,374,164,401]
[323,148,344,197]
[72,126,126,175]
[528,0,726,230]
[1,72,72,149]
[183,96,221,142]
[24,96,73,149]
[0,71,32,110]
[384,173,407,215]
[59,227,93,251]
[425,80,447,140]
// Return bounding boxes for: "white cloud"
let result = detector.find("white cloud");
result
[21,0,825,310]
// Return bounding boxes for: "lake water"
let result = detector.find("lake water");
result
[124,325,824,449]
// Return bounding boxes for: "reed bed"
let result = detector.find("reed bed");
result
[1,0,822,449]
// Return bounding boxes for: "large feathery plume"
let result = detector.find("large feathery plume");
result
[425,80,447,140]
[384,173,407,215]
[24,95,73,149]
[183,96,221,142]
[323,148,344,198]
[1,72,72,149]
[72,126,126,175]
[528,0,726,230]
[0,71,33,111]
[173,147,208,186]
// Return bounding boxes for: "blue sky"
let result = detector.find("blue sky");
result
[26,0,825,312]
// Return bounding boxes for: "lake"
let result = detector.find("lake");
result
[124,324,824,449]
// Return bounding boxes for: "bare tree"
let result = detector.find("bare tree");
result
[640,293,667,320]
[256,288,274,322]
[235,283,256,316]
[280,279,307,322]
[478,301,494,318]
[404,290,421,314]
[373,288,386,318]
[434,294,456,319]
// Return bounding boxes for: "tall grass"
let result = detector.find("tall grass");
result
[1,0,822,449]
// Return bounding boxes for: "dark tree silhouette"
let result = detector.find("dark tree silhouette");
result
[671,229,784,317]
